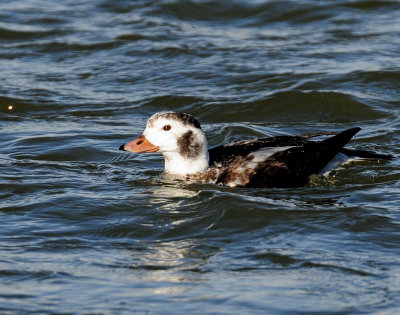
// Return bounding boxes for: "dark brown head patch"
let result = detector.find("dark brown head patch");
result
[148,112,201,129]
[177,130,202,159]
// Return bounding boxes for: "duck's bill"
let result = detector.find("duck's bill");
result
[119,135,160,153]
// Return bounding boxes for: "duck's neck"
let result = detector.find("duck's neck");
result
[163,150,209,175]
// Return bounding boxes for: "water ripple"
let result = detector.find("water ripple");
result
[1,0,400,313]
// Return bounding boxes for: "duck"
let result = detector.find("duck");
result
[119,111,393,188]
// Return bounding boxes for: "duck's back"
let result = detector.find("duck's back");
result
[204,128,363,188]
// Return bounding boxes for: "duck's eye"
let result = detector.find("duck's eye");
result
[162,125,171,131]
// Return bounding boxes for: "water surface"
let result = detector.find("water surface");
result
[1,0,400,313]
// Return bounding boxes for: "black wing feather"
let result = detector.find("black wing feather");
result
[246,128,361,188]
[209,136,310,166]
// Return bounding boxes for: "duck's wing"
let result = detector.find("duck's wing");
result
[214,128,362,188]
[208,132,339,167]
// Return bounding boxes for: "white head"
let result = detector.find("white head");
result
[120,112,209,175]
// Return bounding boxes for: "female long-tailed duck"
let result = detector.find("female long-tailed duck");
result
[119,112,392,188]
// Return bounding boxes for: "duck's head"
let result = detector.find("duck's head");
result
[120,112,209,175]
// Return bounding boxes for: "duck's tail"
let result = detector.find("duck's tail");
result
[304,127,394,160]
[340,148,394,160]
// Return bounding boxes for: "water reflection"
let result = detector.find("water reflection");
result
[148,175,200,212]
[122,239,220,295]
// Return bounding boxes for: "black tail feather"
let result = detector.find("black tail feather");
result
[340,148,394,160]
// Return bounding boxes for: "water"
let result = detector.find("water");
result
[1,0,400,313]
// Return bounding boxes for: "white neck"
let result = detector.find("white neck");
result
[163,150,209,175]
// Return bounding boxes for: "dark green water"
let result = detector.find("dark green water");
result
[1,0,400,313]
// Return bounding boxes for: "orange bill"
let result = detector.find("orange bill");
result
[119,135,159,153]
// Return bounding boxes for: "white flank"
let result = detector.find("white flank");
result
[319,153,361,176]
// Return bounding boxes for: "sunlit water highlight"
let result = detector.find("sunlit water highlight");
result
[1,0,400,313]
